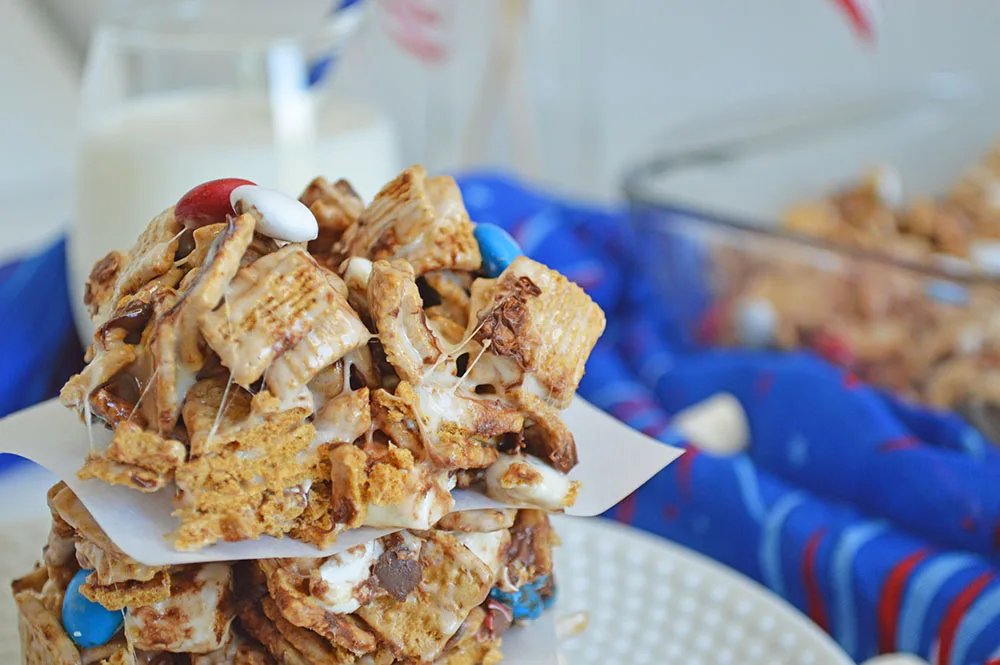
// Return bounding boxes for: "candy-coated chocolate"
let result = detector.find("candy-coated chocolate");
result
[489,574,554,621]
[174,178,255,229]
[230,185,319,243]
[62,568,124,649]
[474,223,522,277]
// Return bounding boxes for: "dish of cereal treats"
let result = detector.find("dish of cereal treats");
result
[11,166,608,663]
[708,143,1000,437]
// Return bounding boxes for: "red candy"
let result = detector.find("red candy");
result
[174,178,256,229]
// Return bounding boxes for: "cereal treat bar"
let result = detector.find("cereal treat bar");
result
[14,483,558,664]
[709,157,1000,436]
[60,166,605,550]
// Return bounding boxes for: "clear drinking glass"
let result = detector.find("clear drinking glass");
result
[70,0,401,339]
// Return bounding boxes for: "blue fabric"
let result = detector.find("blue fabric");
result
[0,240,83,471]
[3,175,1000,662]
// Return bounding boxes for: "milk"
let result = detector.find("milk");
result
[70,90,401,338]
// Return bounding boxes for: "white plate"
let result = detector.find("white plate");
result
[553,516,854,665]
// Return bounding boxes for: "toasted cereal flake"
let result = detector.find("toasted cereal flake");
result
[264,280,369,401]
[503,509,555,589]
[89,208,183,327]
[200,245,339,387]
[370,387,424,456]
[364,461,455,530]
[314,387,371,447]
[90,644,134,665]
[14,591,81,665]
[422,269,472,329]
[398,381,522,470]
[512,389,578,473]
[368,260,444,384]
[189,630,275,664]
[81,569,171,610]
[300,176,365,261]
[327,442,369,530]
[174,381,317,549]
[173,431,315,549]
[258,559,378,654]
[261,595,356,662]
[48,484,164,585]
[149,214,255,431]
[470,256,606,408]
[341,166,481,275]
[355,532,492,662]
[77,421,186,489]
[434,607,503,665]
[60,342,137,413]
[77,456,170,492]
[103,421,186,474]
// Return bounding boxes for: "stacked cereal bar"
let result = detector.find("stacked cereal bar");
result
[15,483,556,664]
[13,165,605,663]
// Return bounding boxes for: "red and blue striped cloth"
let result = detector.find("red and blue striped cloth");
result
[1,174,998,663]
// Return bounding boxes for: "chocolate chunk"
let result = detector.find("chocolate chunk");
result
[373,543,422,600]
[523,425,577,472]
[504,510,554,586]
[498,430,525,455]
[99,299,153,344]
[174,227,196,261]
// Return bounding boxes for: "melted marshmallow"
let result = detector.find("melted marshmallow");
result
[364,470,456,529]
[342,256,373,290]
[314,540,383,614]
[455,530,509,579]
[485,453,576,511]
[126,563,233,653]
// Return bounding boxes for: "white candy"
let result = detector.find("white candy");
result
[735,298,776,348]
[315,540,383,614]
[672,393,749,456]
[230,185,318,243]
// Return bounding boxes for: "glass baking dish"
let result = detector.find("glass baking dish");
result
[623,75,1000,440]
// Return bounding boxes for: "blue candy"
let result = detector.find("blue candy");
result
[474,223,523,277]
[62,569,124,648]
[489,574,555,621]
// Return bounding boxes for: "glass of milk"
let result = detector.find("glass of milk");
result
[71,0,401,339]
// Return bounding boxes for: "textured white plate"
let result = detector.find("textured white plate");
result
[552,516,854,665]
